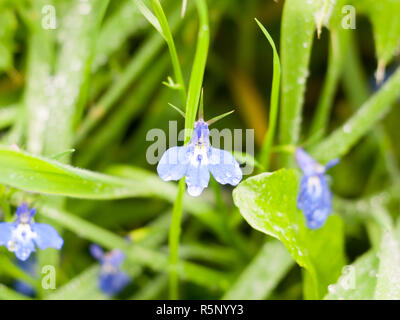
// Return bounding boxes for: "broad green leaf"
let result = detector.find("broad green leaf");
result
[374,231,400,299]
[222,240,294,300]
[233,169,345,298]
[324,250,378,300]
[325,231,400,300]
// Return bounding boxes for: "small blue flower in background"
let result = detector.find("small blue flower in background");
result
[90,244,131,296]
[14,255,37,297]
[0,203,63,261]
[157,119,242,197]
[295,148,339,229]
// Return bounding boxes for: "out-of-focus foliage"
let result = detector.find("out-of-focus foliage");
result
[0,0,399,300]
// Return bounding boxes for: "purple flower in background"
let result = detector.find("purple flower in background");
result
[157,119,242,197]
[90,244,131,296]
[0,203,63,261]
[295,148,339,229]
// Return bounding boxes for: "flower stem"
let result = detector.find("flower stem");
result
[167,0,209,299]
[168,179,185,299]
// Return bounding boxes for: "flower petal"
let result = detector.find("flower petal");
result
[107,250,125,268]
[14,240,36,261]
[208,147,242,186]
[32,223,63,250]
[16,203,29,216]
[325,158,340,171]
[99,271,131,296]
[185,160,210,197]
[157,146,190,181]
[0,222,13,246]
[304,206,331,229]
[297,175,332,229]
[90,244,104,261]
[295,147,321,175]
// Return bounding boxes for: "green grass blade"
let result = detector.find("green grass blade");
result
[76,55,169,167]
[0,284,32,300]
[279,0,316,166]
[183,0,210,143]
[132,0,163,34]
[255,19,281,170]
[0,146,156,199]
[310,67,400,163]
[222,240,294,300]
[308,30,346,143]
[92,0,150,72]
[150,0,187,104]
[76,1,184,143]
[35,204,231,291]
[0,104,17,129]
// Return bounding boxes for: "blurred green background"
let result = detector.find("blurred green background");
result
[0,0,399,300]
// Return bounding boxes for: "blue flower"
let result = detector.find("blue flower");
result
[90,244,131,296]
[157,119,242,197]
[295,148,339,229]
[0,203,63,261]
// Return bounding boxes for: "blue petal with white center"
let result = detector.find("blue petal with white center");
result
[157,120,242,197]
[185,154,210,197]
[0,222,13,246]
[32,223,64,250]
[157,146,191,181]
[0,203,63,261]
[295,148,339,229]
[90,244,131,296]
[208,147,242,185]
